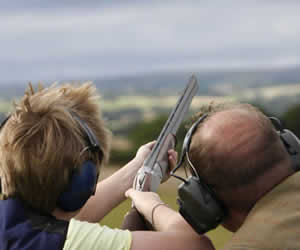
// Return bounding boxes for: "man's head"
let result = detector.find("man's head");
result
[188,103,293,230]
[0,83,110,214]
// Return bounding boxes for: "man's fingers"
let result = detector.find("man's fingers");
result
[168,149,178,160]
[168,149,178,171]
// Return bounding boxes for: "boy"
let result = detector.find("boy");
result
[0,83,212,250]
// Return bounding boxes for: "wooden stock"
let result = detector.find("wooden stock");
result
[121,206,150,231]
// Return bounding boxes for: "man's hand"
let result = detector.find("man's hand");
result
[125,189,162,213]
[165,149,177,182]
[125,189,164,224]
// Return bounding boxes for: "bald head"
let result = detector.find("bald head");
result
[189,104,291,192]
[196,109,271,166]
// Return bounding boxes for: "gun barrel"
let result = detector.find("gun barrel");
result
[143,75,199,168]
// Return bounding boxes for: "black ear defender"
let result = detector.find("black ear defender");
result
[269,117,300,171]
[57,111,103,211]
[171,114,226,234]
[0,113,102,212]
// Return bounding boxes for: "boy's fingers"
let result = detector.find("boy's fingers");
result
[144,141,156,148]
[125,188,134,198]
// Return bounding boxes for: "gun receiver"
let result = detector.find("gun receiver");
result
[121,75,199,230]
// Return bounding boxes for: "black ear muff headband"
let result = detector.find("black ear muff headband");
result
[69,111,102,158]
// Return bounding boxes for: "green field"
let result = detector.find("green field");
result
[100,167,232,249]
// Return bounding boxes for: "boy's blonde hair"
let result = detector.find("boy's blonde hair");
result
[0,83,111,213]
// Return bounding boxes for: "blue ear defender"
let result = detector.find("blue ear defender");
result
[57,160,99,211]
[57,112,103,212]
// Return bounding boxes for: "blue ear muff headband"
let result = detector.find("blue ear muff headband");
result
[171,114,300,234]
[0,112,103,212]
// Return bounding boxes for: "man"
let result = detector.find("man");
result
[0,82,212,250]
[128,103,300,249]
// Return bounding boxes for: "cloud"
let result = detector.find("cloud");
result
[1,1,300,82]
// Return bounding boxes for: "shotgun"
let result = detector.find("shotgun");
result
[121,75,199,231]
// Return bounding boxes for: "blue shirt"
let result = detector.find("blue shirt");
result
[0,198,68,250]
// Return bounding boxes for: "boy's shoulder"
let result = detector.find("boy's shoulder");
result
[0,198,68,250]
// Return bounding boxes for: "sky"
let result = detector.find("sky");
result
[1,0,300,83]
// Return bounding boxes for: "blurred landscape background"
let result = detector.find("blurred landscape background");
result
[1,70,300,248]
[1,1,300,249]
[1,69,300,166]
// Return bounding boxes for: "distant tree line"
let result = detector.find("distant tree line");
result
[110,103,300,165]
